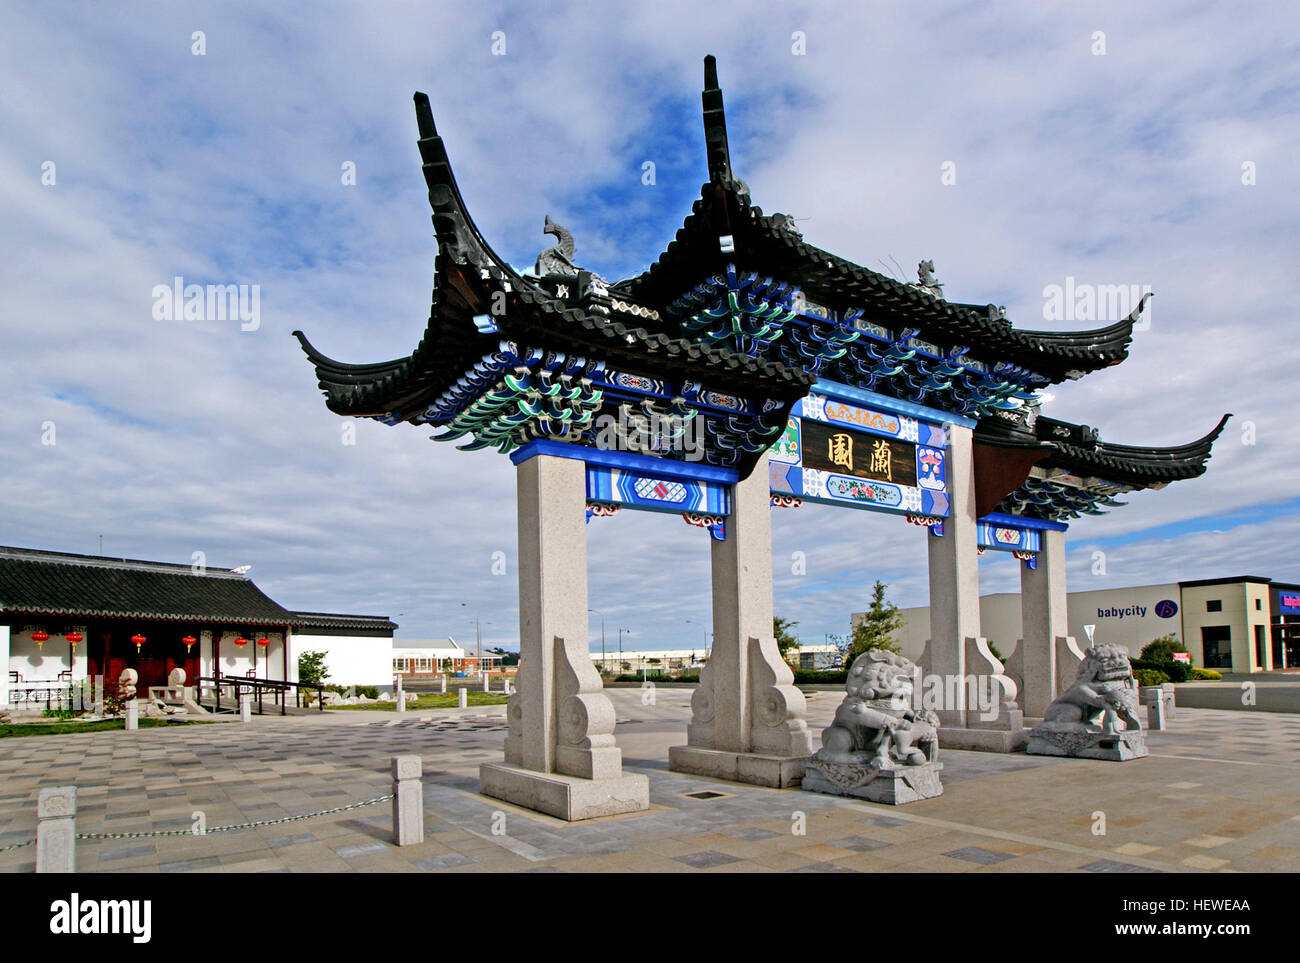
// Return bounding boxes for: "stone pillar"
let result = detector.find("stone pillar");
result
[391,755,424,846]
[1146,697,1166,731]
[36,787,76,873]
[482,674,490,693]
[395,674,405,713]
[93,675,104,717]
[479,451,649,820]
[670,453,811,787]
[440,674,447,694]
[1018,528,1071,718]
[923,424,981,727]
[239,694,251,722]
[124,699,138,730]
[458,686,467,709]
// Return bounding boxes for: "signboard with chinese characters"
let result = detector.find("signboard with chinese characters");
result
[768,391,949,517]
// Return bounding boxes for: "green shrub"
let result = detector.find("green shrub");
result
[1191,667,1222,681]
[793,669,848,684]
[1132,655,1191,683]
[1134,668,1170,687]
[1162,660,1191,683]
[1139,635,1188,663]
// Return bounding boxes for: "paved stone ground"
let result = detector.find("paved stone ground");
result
[0,690,1297,873]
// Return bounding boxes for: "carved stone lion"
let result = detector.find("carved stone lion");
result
[803,649,943,804]
[1027,642,1148,760]
[818,650,938,768]
[1043,643,1143,733]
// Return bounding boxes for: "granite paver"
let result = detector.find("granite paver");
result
[0,693,1297,872]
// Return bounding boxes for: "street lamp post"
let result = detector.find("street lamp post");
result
[618,628,631,672]
[460,604,491,675]
[588,609,606,672]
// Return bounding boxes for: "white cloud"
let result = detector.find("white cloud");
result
[2,1,1296,651]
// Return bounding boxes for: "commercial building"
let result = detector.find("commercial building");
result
[885,575,1299,673]
[589,643,838,674]
[392,638,504,676]
[0,545,397,707]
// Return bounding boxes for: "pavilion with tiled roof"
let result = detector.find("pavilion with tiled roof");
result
[293,56,1228,818]
[0,545,396,704]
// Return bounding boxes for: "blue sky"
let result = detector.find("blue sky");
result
[2,1,1298,653]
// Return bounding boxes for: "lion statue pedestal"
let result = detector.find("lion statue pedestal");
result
[802,650,943,805]
[1027,642,1147,761]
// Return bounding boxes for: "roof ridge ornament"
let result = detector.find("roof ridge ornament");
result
[534,215,579,278]
[702,54,733,185]
[914,259,945,299]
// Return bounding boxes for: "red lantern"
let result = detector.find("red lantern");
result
[181,635,197,653]
[131,633,147,653]
[234,637,249,648]
[31,630,49,650]
[257,637,269,648]
[65,631,84,647]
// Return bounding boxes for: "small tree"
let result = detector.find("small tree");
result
[847,581,904,665]
[1140,635,1187,663]
[774,616,800,668]
[298,650,330,687]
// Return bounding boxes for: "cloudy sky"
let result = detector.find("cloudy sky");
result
[3,1,1297,654]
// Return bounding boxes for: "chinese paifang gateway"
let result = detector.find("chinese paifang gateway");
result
[294,57,1228,819]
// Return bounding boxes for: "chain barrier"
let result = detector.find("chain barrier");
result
[0,793,394,850]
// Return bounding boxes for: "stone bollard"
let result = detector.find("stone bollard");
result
[440,674,447,694]
[125,699,139,731]
[1162,682,1177,720]
[395,674,405,714]
[93,675,104,717]
[36,787,76,873]
[482,674,491,693]
[391,755,424,846]
[458,687,467,709]
[1147,698,1166,731]
[239,694,252,723]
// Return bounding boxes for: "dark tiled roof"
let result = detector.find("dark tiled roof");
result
[293,92,810,423]
[611,58,1140,383]
[0,547,292,624]
[288,610,398,633]
[613,183,1140,383]
[0,547,396,630]
[1045,413,1231,484]
[975,412,1231,487]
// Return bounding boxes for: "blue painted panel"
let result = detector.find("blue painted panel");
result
[811,378,977,429]
[511,439,739,486]
[976,521,1042,553]
[587,466,730,517]
[979,511,1069,533]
